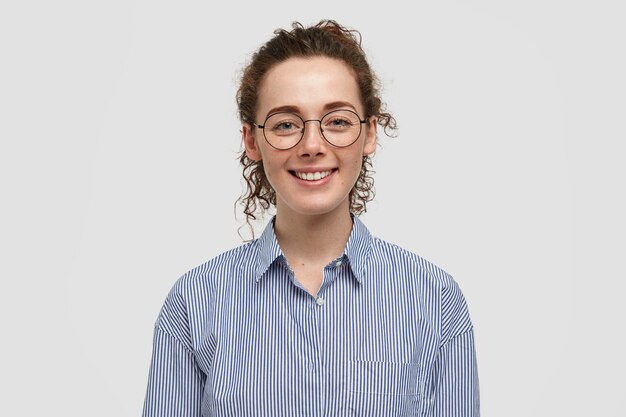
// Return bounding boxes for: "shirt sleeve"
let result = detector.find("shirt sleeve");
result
[142,284,206,417]
[428,329,480,416]
[427,279,480,416]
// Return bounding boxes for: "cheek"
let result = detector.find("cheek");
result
[352,157,363,175]
[342,158,362,187]
[261,159,281,190]
[260,155,276,178]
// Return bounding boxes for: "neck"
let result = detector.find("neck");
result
[274,207,353,265]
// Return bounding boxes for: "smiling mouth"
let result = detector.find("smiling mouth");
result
[290,169,335,181]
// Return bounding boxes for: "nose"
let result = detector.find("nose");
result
[297,119,327,157]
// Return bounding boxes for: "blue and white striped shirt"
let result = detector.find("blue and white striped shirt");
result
[142,216,479,416]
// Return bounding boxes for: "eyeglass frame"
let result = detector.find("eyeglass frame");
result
[250,109,369,150]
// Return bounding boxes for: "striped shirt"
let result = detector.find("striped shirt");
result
[142,216,479,416]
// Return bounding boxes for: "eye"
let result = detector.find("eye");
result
[329,117,351,126]
[274,121,297,131]
[266,113,303,136]
[323,114,355,131]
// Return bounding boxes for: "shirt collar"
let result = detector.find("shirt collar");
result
[253,214,372,284]
[253,218,283,282]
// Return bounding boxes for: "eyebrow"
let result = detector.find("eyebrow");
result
[265,101,359,118]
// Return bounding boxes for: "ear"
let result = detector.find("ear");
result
[362,116,377,156]
[242,123,263,161]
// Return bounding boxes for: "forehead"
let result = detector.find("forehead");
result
[257,56,362,116]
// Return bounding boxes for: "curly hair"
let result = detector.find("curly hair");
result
[236,20,396,231]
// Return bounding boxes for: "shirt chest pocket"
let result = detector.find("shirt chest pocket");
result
[344,361,422,417]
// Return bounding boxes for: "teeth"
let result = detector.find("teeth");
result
[295,170,332,181]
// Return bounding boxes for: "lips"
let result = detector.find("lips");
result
[290,169,335,181]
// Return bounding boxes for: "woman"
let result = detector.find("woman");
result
[142,20,479,416]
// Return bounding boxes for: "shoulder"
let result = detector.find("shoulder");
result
[169,240,258,299]
[157,241,256,320]
[369,235,458,291]
[368,235,473,337]
[154,240,260,346]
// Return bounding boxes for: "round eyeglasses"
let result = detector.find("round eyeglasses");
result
[252,109,368,150]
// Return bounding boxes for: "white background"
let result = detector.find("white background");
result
[1,0,624,416]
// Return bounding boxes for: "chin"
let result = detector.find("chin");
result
[283,198,351,218]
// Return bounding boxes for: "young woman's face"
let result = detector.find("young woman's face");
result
[243,56,377,219]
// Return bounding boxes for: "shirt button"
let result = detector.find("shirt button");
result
[316,297,325,306]
[335,260,343,268]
